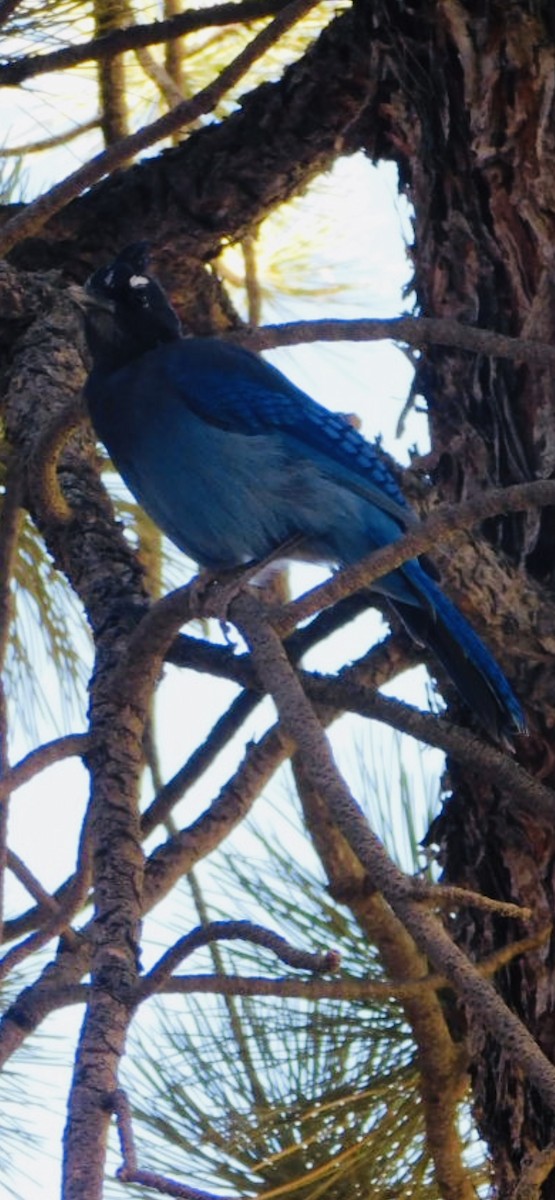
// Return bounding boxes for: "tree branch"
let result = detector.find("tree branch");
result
[304,676,551,813]
[231,591,555,1118]
[0,0,292,85]
[421,886,532,920]
[1,119,99,157]
[236,314,555,369]
[0,0,321,257]
[0,734,89,802]
[112,1088,236,1199]
[275,480,555,636]
[7,849,68,912]
[144,724,293,907]
[163,929,551,1000]
[140,690,259,836]
[140,919,338,1000]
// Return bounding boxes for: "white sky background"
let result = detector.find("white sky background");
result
[1,129,447,1196]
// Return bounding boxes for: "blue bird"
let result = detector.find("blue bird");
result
[81,244,525,744]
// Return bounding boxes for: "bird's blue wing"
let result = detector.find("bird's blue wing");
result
[166,338,414,528]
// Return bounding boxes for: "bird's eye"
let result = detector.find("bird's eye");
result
[127,274,151,307]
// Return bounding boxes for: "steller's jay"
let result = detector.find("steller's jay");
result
[80,244,525,744]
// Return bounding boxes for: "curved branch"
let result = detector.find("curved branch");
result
[113,1088,237,1200]
[0,734,89,802]
[140,918,338,1000]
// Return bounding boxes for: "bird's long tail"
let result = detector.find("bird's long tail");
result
[389,563,526,746]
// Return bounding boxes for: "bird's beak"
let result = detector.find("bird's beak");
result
[67,283,114,313]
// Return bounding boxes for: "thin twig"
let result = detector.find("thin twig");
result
[7,850,63,912]
[0,0,291,85]
[1,119,99,156]
[111,1087,241,1198]
[111,1089,138,1171]
[243,233,262,326]
[164,971,445,1000]
[140,919,338,999]
[0,733,89,802]
[0,0,321,256]
[134,45,186,110]
[418,885,532,919]
[477,928,552,978]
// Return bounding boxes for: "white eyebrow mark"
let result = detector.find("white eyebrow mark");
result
[129,274,149,288]
[104,269,114,286]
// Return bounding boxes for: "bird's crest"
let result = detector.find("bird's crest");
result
[85,243,182,346]
[86,242,152,304]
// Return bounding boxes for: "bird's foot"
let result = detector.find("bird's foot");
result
[192,536,305,628]
[192,532,307,628]
[191,564,255,630]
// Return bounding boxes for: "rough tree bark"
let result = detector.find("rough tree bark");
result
[355,2,555,1192]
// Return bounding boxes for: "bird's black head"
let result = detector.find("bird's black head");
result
[83,243,182,371]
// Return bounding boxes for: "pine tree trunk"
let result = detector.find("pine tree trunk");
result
[358,2,555,1190]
